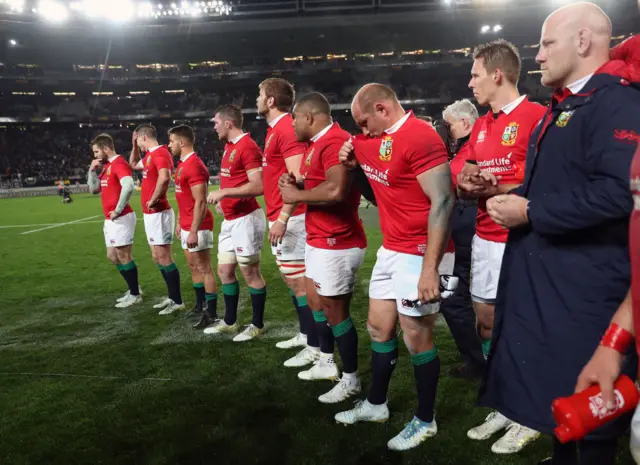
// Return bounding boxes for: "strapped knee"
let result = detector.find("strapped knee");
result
[217,251,237,265]
[278,259,306,279]
[237,254,260,267]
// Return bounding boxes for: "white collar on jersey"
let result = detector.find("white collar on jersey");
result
[384,111,411,135]
[147,145,161,153]
[501,95,527,115]
[268,113,288,128]
[230,133,248,144]
[181,152,195,162]
[566,73,594,94]
[311,123,333,143]
[107,155,120,163]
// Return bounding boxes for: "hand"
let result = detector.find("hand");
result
[108,211,118,220]
[175,223,181,239]
[456,171,500,197]
[132,131,139,150]
[486,194,529,228]
[90,159,103,171]
[186,231,199,249]
[280,183,300,204]
[418,266,441,304]
[215,203,223,215]
[278,172,296,190]
[575,346,623,412]
[207,189,226,205]
[268,220,287,247]
[146,198,158,211]
[339,139,358,170]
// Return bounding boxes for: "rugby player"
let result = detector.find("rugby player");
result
[88,133,141,308]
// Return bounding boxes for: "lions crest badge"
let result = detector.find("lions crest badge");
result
[265,134,274,151]
[177,167,183,178]
[106,166,111,175]
[229,149,236,162]
[145,156,152,166]
[305,148,314,166]
[501,122,519,146]
[379,136,393,162]
[556,111,574,128]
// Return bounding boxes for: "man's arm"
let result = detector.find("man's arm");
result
[87,169,101,194]
[129,133,143,171]
[351,166,377,206]
[148,168,171,206]
[418,162,456,271]
[189,183,208,233]
[279,154,304,214]
[221,169,264,198]
[284,164,349,206]
[114,176,134,215]
[527,101,640,235]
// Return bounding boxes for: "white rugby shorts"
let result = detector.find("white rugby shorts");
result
[269,213,306,261]
[219,208,266,257]
[470,234,506,304]
[143,209,175,246]
[104,212,136,248]
[305,244,366,297]
[369,246,455,317]
[180,229,214,253]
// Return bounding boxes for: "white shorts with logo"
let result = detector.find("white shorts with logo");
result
[219,208,266,257]
[180,229,214,253]
[269,213,306,261]
[369,246,455,317]
[631,404,640,464]
[470,234,506,304]
[104,211,136,248]
[305,244,366,297]
[143,209,175,246]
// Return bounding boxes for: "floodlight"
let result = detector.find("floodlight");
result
[9,39,17,46]
[38,0,69,23]
[481,25,490,33]
[493,24,502,32]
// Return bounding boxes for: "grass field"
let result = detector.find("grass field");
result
[0,192,632,465]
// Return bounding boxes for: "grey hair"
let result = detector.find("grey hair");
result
[442,99,479,125]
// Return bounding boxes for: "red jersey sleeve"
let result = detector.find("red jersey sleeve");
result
[112,161,132,181]
[153,152,173,172]
[242,144,263,171]
[320,140,343,172]
[279,126,307,159]
[187,162,209,187]
[407,130,449,176]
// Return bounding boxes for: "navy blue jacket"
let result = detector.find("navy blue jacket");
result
[479,52,640,436]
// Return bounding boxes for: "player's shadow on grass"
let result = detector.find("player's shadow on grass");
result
[355,449,403,465]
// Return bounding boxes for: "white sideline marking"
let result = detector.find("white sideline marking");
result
[0,223,58,229]
[0,372,174,382]
[20,215,100,235]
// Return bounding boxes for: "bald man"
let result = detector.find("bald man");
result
[479,3,640,464]
[334,83,456,451]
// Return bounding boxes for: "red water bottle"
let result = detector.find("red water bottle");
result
[552,375,639,443]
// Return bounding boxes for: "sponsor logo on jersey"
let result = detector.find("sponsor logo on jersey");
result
[305,148,315,166]
[229,149,236,162]
[379,136,393,162]
[556,111,574,128]
[477,130,486,143]
[501,122,520,146]
[327,238,336,247]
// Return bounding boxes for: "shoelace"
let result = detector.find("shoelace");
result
[504,424,526,444]
[400,420,422,439]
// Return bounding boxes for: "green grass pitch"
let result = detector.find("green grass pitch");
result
[0,192,632,464]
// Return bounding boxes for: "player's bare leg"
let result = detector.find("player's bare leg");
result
[113,244,142,308]
[192,248,218,329]
[153,244,184,314]
[473,301,495,359]
[335,298,396,424]
[232,260,267,342]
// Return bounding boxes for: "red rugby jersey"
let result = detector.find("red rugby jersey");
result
[220,133,262,220]
[468,96,546,242]
[141,145,173,214]
[450,140,472,188]
[262,113,307,221]
[98,155,134,219]
[174,153,214,232]
[299,123,366,250]
[352,112,454,256]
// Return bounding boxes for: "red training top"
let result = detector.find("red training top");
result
[220,133,263,220]
[174,153,214,231]
[99,155,134,219]
[141,145,173,214]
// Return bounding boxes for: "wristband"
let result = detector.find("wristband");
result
[600,323,633,353]
[279,211,291,219]
[276,218,287,225]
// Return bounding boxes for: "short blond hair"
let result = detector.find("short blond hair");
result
[473,39,521,85]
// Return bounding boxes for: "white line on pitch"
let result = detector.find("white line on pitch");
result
[0,223,58,229]
[20,215,101,235]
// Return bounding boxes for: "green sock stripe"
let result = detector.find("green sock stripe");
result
[193,283,204,289]
[163,263,178,272]
[205,292,218,301]
[482,339,491,357]
[288,288,295,297]
[222,282,240,296]
[331,317,354,338]
[157,264,163,270]
[116,264,124,271]
[371,338,398,353]
[296,295,308,307]
[411,346,439,366]
[312,310,327,323]
[121,261,136,271]
[249,286,266,295]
